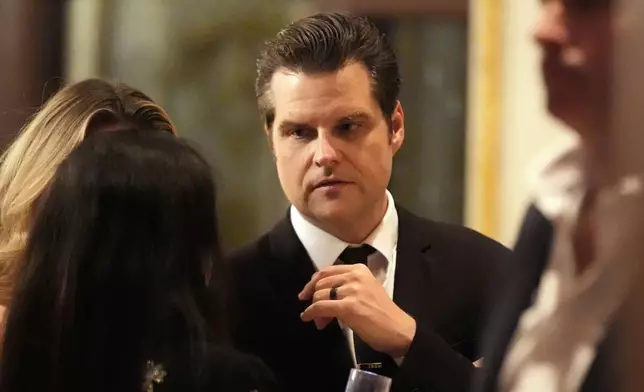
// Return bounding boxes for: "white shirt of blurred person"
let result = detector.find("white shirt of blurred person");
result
[499,0,643,391]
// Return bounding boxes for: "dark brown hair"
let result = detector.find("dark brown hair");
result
[0,131,225,392]
[255,12,401,129]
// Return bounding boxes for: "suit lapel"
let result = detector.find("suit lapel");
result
[392,207,477,357]
[267,214,317,312]
[267,212,354,378]
[392,207,434,323]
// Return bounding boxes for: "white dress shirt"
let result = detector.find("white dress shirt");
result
[290,190,399,365]
[500,142,643,392]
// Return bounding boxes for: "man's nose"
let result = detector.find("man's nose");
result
[532,2,568,48]
[313,133,340,168]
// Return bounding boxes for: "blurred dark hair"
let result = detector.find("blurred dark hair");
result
[0,131,226,392]
[256,12,401,130]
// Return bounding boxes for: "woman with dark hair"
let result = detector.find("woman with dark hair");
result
[0,131,276,392]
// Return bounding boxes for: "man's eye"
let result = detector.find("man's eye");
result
[291,128,314,139]
[337,122,359,133]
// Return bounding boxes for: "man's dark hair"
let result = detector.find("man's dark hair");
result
[256,12,401,129]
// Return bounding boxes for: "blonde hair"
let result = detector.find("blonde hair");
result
[0,79,176,305]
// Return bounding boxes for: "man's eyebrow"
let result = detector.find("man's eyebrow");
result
[275,112,372,132]
[338,112,372,122]
[277,120,311,133]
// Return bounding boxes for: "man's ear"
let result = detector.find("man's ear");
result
[264,124,275,158]
[390,101,405,155]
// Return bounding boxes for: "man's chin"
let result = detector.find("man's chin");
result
[311,207,350,221]
[547,99,600,134]
[547,97,578,121]
[308,202,354,224]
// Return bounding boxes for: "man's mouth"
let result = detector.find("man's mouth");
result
[314,179,349,189]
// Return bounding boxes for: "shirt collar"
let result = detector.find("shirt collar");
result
[531,138,585,221]
[532,137,644,221]
[290,190,399,271]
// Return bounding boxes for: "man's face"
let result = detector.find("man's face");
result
[534,0,612,133]
[267,62,404,232]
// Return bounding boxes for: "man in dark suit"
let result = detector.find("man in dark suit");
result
[229,12,512,392]
[472,1,642,391]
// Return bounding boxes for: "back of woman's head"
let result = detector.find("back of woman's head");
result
[0,79,176,305]
[0,131,224,392]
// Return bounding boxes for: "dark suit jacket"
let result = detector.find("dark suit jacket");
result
[228,207,512,392]
[472,204,621,392]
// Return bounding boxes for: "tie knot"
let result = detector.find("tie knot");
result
[339,244,376,265]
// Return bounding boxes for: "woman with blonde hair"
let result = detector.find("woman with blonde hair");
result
[0,78,176,307]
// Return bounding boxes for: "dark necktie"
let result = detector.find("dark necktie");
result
[338,245,398,378]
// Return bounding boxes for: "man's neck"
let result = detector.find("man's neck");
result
[580,129,616,191]
[314,196,389,244]
[572,113,618,190]
[574,130,610,275]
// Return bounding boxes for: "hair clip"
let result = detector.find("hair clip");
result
[143,360,167,392]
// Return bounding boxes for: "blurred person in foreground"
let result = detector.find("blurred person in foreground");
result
[228,12,513,392]
[0,79,176,317]
[0,131,276,392]
[472,0,643,391]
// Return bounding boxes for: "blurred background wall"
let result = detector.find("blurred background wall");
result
[0,0,576,249]
[0,0,66,151]
[491,0,574,244]
[466,0,575,245]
